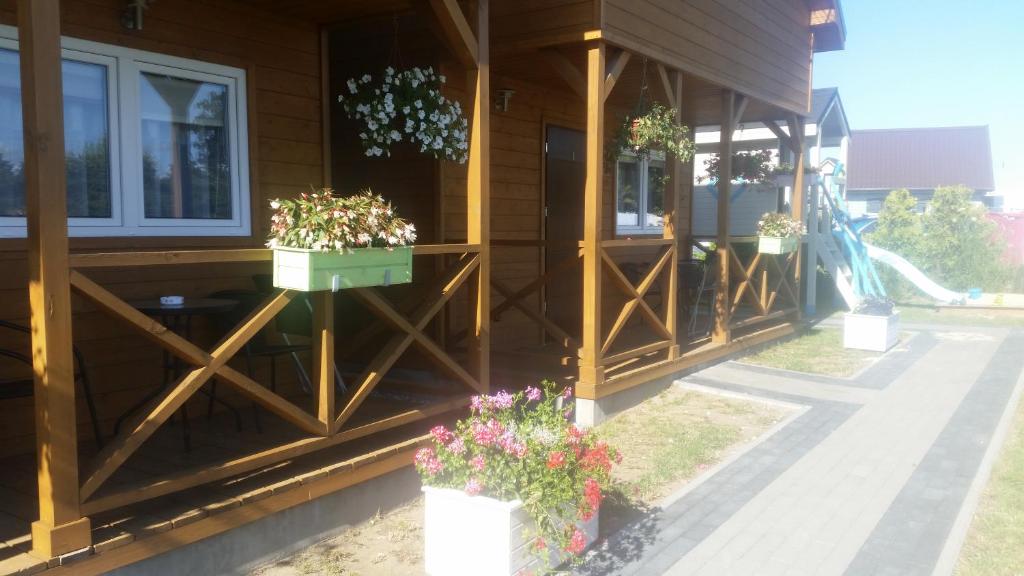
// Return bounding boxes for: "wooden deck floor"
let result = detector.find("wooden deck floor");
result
[0,381,465,576]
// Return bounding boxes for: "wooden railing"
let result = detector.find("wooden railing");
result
[599,239,676,369]
[725,237,799,331]
[68,245,482,515]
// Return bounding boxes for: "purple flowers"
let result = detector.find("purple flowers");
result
[465,478,483,496]
[414,447,443,476]
[525,386,542,402]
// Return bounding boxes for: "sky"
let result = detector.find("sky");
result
[812,1,1024,209]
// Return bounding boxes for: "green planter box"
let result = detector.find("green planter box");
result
[758,236,798,255]
[272,246,413,292]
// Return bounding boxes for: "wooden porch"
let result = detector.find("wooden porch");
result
[0,0,840,573]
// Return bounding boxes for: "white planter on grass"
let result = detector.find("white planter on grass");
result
[843,311,900,352]
[423,486,599,576]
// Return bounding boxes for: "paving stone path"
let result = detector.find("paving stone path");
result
[579,325,1024,576]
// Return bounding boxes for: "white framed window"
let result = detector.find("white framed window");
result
[615,151,665,235]
[0,26,250,238]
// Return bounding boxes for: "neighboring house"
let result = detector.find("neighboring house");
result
[0,1,845,574]
[689,87,851,237]
[846,126,998,217]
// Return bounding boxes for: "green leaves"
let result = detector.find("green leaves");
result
[610,103,695,163]
[266,189,416,252]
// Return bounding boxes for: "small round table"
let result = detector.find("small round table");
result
[115,298,241,451]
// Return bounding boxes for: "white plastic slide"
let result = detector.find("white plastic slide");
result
[864,243,965,304]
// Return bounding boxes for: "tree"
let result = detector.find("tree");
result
[918,185,1012,291]
[868,189,921,300]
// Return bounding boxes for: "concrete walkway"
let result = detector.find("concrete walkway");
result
[580,326,1024,576]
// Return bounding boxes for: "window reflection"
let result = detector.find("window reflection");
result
[647,161,665,228]
[617,157,640,228]
[0,49,112,218]
[141,73,231,220]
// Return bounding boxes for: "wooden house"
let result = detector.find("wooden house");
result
[0,0,845,573]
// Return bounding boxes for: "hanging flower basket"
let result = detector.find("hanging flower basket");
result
[610,103,694,162]
[267,190,416,292]
[338,66,469,163]
[757,212,804,255]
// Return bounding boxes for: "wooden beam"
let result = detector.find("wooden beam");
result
[580,40,607,390]
[466,0,490,392]
[492,279,578,349]
[713,90,735,344]
[655,63,678,108]
[663,69,683,359]
[787,113,807,321]
[426,0,478,68]
[731,95,749,135]
[603,49,631,101]
[541,48,586,99]
[763,119,799,155]
[19,0,92,558]
[313,292,336,433]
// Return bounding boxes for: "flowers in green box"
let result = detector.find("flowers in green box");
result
[338,66,469,163]
[266,189,416,252]
[757,212,805,238]
[415,381,620,569]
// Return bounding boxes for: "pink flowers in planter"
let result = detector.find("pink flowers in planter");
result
[414,380,621,570]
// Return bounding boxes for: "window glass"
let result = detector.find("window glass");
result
[646,160,665,229]
[64,59,112,218]
[141,73,231,220]
[616,157,640,228]
[0,48,22,217]
[0,49,112,218]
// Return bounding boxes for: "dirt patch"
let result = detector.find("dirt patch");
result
[252,387,790,575]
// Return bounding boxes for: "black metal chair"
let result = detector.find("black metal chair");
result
[680,254,718,337]
[0,319,104,447]
[206,289,313,432]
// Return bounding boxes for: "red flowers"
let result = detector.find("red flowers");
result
[565,528,587,555]
[581,442,615,475]
[547,450,566,469]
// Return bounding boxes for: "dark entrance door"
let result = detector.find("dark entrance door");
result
[544,125,586,340]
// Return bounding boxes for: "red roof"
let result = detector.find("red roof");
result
[847,126,995,192]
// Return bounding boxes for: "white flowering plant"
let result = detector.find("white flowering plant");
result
[338,66,469,163]
[757,212,805,238]
[415,381,620,570]
[266,189,416,252]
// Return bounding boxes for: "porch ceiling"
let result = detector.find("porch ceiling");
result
[493,46,797,127]
[237,0,416,24]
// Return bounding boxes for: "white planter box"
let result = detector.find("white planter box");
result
[758,235,799,255]
[272,246,412,292]
[843,312,900,352]
[423,486,599,576]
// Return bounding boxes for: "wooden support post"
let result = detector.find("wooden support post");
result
[466,0,490,392]
[713,90,735,344]
[579,40,606,390]
[662,70,683,359]
[19,0,92,558]
[788,114,807,321]
[314,292,335,434]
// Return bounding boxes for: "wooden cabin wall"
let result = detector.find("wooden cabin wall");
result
[491,0,597,49]
[0,0,324,457]
[602,0,813,116]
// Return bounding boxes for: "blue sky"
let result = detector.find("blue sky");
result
[812,1,1023,208]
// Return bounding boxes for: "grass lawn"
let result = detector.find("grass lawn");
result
[252,387,789,576]
[955,396,1024,576]
[738,327,882,377]
[894,304,1024,328]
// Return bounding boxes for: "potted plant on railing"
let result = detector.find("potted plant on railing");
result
[843,296,900,352]
[698,149,774,186]
[267,189,416,292]
[770,163,821,188]
[609,102,695,163]
[418,382,619,576]
[338,66,469,163]
[756,211,805,255]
